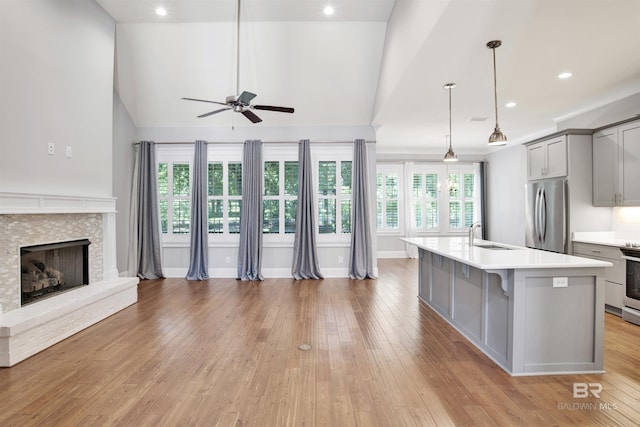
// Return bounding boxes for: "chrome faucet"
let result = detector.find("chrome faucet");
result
[469,221,482,246]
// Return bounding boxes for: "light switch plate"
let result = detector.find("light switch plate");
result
[553,277,569,288]
[65,146,72,158]
[47,142,55,155]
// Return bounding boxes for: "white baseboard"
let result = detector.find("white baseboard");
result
[163,266,355,279]
[377,251,409,259]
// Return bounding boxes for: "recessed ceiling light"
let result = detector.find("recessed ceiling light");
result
[505,102,517,108]
[155,7,167,16]
[558,72,573,79]
[324,5,335,15]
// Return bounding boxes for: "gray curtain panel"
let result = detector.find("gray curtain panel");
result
[186,140,209,280]
[132,141,164,280]
[292,139,323,280]
[237,140,264,281]
[349,139,376,279]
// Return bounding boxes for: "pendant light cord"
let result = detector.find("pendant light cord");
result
[448,87,453,149]
[492,47,499,128]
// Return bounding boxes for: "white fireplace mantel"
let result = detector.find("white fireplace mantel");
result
[0,192,134,367]
[0,192,116,214]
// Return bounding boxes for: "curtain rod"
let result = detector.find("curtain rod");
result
[132,140,375,146]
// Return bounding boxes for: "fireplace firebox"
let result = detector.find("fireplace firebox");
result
[20,239,91,305]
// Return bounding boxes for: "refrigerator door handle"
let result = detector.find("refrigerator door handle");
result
[540,188,547,242]
[537,188,544,243]
[533,188,540,245]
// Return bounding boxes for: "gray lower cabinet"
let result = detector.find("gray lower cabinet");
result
[417,248,605,375]
[573,242,625,314]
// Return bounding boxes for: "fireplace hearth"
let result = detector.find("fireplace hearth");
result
[20,239,90,305]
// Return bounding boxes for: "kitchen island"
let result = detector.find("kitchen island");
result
[403,237,612,376]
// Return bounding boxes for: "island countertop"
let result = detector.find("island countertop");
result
[402,237,612,270]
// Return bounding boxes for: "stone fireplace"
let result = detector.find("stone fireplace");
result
[0,192,138,366]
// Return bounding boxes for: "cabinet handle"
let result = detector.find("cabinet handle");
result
[592,250,601,254]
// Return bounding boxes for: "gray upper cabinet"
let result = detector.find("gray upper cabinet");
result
[526,136,567,180]
[593,120,640,206]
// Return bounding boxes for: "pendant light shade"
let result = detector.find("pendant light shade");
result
[443,83,458,162]
[487,40,507,146]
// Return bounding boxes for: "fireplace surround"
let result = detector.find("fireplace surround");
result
[0,192,138,366]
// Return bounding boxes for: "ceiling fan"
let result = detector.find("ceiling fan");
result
[182,0,294,123]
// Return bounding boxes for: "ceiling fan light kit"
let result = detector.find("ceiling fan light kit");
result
[443,83,458,162]
[181,0,294,123]
[486,39,507,146]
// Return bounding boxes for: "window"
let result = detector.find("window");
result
[155,143,362,246]
[262,145,299,240]
[158,159,191,237]
[318,160,352,235]
[411,170,440,231]
[448,170,478,229]
[376,165,402,232]
[262,160,299,235]
[375,162,480,235]
[156,144,245,242]
[207,161,242,235]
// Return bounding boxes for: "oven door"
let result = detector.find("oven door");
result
[623,254,640,311]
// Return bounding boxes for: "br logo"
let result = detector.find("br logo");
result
[573,383,602,398]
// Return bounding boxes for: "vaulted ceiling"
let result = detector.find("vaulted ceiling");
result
[97,0,640,154]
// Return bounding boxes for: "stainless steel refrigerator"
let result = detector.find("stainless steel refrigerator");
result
[525,178,567,253]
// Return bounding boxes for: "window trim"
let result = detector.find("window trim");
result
[312,144,353,244]
[157,146,194,243]
[207,145,243,243]
[446,164,481,231]
[262,144,299,243]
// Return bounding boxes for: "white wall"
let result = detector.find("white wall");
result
[556,92,640,131]
[372,0,448,121]
[0,0,115,197]
[485,145,527,246]
[135,125,375,144]
[112,91,137,274]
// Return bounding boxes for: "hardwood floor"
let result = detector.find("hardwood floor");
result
[1,258,639,426]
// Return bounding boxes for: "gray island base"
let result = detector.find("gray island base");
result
[402,237,612,376]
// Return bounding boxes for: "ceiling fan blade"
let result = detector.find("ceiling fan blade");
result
[253,105,295,114]
[237,91,257,105]
[242,109,262,123]
[198,107,232,118]
[183,97,228,106]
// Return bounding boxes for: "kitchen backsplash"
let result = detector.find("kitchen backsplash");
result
[613,207,640,241]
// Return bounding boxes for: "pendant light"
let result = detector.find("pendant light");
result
[443,83,458,162]
[486,40,507,145]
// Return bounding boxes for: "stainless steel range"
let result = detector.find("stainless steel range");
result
[621,243,640,325]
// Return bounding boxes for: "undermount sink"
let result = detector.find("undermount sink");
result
[474,244,514,250]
